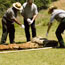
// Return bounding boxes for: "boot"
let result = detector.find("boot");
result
[59,40,65,48]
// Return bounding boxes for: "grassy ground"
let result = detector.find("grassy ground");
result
[0,0,65,65]
[0,49,65,65]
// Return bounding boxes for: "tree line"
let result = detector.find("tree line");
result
[0,0,58,17]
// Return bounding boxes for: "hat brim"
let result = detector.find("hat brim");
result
[13,3,23,10]
[48,6,57,14]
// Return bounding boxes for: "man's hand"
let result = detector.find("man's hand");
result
[21,24,25,28]
[27,18,33,25]
[29,20,33,25]
[46,32,48,37]
[27,18,31,23]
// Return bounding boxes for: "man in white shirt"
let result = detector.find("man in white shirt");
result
[46,6,65,48]
[21,0,38,42]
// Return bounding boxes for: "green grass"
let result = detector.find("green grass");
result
[0,2,65,65]
[0,49,65,65]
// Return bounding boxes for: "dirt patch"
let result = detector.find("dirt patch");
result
[51,0,65,10]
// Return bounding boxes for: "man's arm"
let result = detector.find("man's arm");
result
[27,14,38,25]
[46,15,55,36]
[46,22,52,37]
[12,18,22,26]
[47,23,52,34]
[8,11,22,26]
[12,18,25,28]
[32,14,38,22]
[32,4,38,21]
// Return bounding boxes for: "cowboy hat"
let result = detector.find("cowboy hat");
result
[13,2,23,10]
[48,6,57,14]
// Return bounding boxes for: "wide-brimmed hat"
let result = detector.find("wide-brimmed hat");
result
[48,6,57,14]
[13,2,23,10]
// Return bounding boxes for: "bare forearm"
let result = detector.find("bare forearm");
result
[13,18,22,26]
[47,23,52,33]
[32,14,38,21]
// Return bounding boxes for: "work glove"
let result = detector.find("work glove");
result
[29,20,33,25]
[46,32,48,37]
[21,24,25,28]
[27,18,33,25]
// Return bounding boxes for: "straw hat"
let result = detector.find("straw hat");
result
[48,6,57,14]
[13,2,23,10]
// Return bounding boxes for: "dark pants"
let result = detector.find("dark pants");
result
[0,17,15,44]
[24,19,36,42]
[55,18,65,47]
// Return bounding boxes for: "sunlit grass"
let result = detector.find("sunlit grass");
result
[0,49,65,65]
[0,1,65,65]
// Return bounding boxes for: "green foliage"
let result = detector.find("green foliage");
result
[52,0,58,2]
[20,0,26,4]
[34,0,51,10]
[0,0,12,17]
[0,0,58,17]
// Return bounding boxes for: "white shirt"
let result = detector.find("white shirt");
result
[50,9,65,23]
[21,2,38,19]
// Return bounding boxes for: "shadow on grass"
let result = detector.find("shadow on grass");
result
[15,41,26,44]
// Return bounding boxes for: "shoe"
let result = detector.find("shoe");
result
[10,41,16,44]
[0,42,8,45]
[56,46,65,48]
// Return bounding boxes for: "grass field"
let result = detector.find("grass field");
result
[0,49,65,65]
[0,0,65,65]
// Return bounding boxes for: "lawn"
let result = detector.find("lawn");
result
[0,9,65,65]
[0,49,65,65]
[0,0,65,65]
